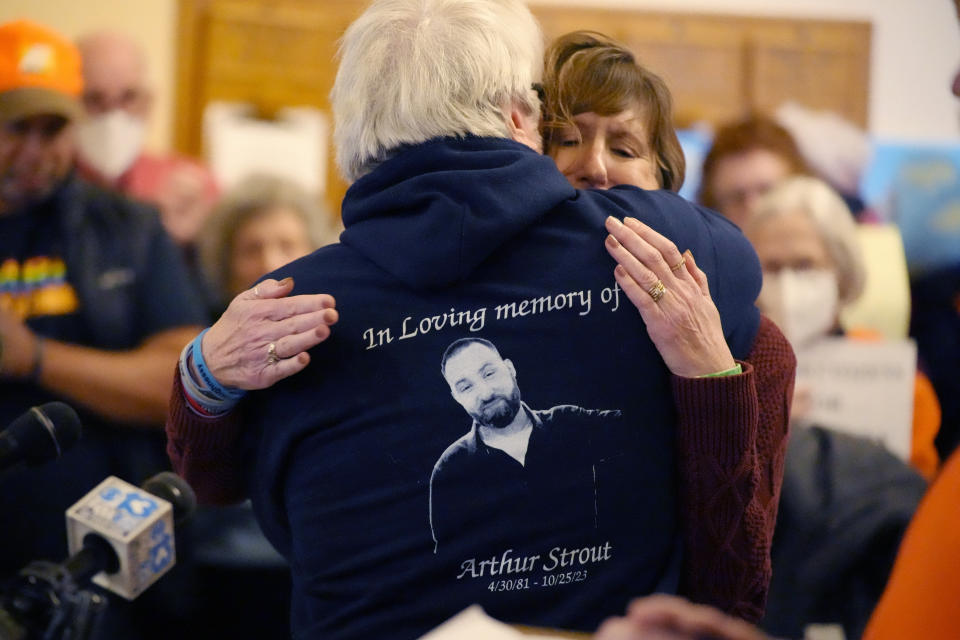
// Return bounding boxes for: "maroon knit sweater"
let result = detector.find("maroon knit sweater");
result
[166,315,794,623]
[672,315,794,621]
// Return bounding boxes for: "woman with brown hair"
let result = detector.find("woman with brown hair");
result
[697,116,810,227]
[533,30,794,622]
[540,30,685,193]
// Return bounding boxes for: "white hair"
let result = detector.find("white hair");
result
[749,175,866,305]
[331,0,544,182]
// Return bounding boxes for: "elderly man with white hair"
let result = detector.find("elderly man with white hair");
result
[166,0,773,637]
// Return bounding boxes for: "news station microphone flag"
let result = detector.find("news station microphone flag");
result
[0,472,196,639]
[65,472,196,599]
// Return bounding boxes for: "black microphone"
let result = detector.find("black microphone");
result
[0,402,81,472]
[141,471,198,524]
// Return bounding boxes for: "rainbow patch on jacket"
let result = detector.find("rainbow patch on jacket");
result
[0,256,79,319]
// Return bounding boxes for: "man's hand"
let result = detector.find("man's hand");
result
[594,595,770,640]
[0,307,40,379]
[202,277,339,390]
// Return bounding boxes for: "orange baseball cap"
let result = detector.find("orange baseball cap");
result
[0,19,83,123]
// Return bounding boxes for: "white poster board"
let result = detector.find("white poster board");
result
[203,101,328,197]
[794,336,916,461]
[418,605,575,640]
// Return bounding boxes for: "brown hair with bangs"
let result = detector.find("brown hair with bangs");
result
[541,31,685,191]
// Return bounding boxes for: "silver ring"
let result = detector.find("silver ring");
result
[267,342,280,365]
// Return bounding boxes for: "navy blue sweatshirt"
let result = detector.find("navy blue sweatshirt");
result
[243,137,761,639]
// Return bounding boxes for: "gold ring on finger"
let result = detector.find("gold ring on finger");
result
[647,280,666,303]
[267,342,280,365]
[670,256,686,272]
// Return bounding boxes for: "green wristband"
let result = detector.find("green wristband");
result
[697,363,742,378]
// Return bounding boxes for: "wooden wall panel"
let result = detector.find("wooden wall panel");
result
[175,0,364,217]
[174,1,871,217]
[748,21,870,125]
[530,6,870,129]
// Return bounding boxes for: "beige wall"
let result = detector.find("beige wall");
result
[0,0,177,152]
[3,0,957,148]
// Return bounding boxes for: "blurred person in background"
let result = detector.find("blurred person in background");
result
[200,173,338,313]
[76,30,219,307]
[594,595,773,640]
[0,19,206,638]
[859,444,960,640]
[743,176,935,640]
[903,193,960,462]
[859,7,960,631]
[745,175,940,478]
[774,101,873,221]
[700,113,874,227]
[697,115,810,229]
[894,0,960,461]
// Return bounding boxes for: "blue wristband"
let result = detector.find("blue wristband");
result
[191,328,246,401]
[178,346,234,415]
[178,340,242,416]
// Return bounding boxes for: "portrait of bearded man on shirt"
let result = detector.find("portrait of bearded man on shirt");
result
[429,337,627,555]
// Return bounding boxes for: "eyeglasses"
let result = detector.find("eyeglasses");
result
[531,83,545,103]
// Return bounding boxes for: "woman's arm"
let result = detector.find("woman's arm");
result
[166,369,247,505]
[603,218,793,621]
[673,316,794,622]
[165,278,338,504]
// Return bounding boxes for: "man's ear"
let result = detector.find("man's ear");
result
[505,359,517,379]
[506,99,542,154]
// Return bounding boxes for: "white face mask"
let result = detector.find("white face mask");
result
[757,268,839,348]
[76,110,146,180]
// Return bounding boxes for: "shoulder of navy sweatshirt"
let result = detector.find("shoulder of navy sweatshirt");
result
[247,136,761,639]
[340,136,759,355]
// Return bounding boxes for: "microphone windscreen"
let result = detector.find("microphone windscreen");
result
[6,401,81,465]
[141,472,197,524]
[38,401,82,448]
